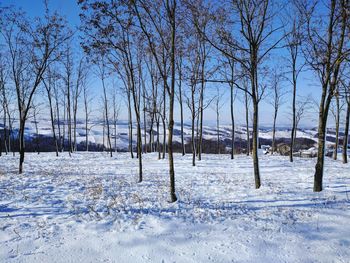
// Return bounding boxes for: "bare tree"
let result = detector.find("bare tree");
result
[220,55,237,158]
[1,7,70,173]
[299,0,349,191]
[42,67,60,156]
[341,78,350,163]
[63,45,74,155]
[293,95,312,143]
[183,38,201,166]
[0,53,9,155]
[268,70,285,154]
[212,86,225,154]
[330,91,345,160]
[201,0,283,188]
[97,58,113,157]
[284,4,304,162]
[30,100,42,154]
[133,0,178,201]
[72,57,85,152]
[79,0,144,180]
[175,49,186,155]
[83,76,93,152]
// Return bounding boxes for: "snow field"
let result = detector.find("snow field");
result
[0,152,349,262]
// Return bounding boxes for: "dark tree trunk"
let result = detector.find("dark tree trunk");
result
[290,62,297,162]
[342,100,350,164]
[191,86,196,166]
[168,0,177,202]
[333,95,340,160]
[216,100,220,154]
[179,75,185,156]
[162,85,166,159]
[271,107,278,154]
[19,120,25,174]
[157,116,161,159]
[252,100,261,189]
[245,88,250,156]
[127,90,134,158]
[230,82,235,159]
[314,89,332,192]
[48,92,59,157]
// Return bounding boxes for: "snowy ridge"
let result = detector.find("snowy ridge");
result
[2,118,332,150]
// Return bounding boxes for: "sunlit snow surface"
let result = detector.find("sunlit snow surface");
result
[0,152,349,262]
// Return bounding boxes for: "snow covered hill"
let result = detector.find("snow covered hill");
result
[2,118,336,151]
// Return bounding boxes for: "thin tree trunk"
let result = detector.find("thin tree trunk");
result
[198,75,204,161]
[85,114,89,151]
[143,83,147,154]
[54,88,62,152]
[62,97,66,152]
[127,90,134,158]
[230,81,235,159]
[252,101,261,188]
[271,107,278,154]
[3,109,8,154]
[333,95,340,160]
[47,90,59,156]
[19,120,25,174]
[67,83,72,155]
[157,116,161,159]
[342,100,350,164]
[178,69,185,156]
[245,89,250,156]
[102,76,112,157]
[162,86,166,159]
[191,86,196,166]
[290,64,297,162]
[217,99,220,154]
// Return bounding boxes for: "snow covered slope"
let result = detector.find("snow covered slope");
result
[0,152,349,262]
[3,118,330,150]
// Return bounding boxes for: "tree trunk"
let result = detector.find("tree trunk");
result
[342,100,349,164]
[143,84,147,154]
[271,107,277,154]
[179,77,185,156]
[127,90,134,158]
[245,89,250,156]
[102,77,112,157]
[198,73,204,161]
[162,86,166,159]
[217,100,220,154]
[230,82,235,159]
[314,89,332,192]
[19,120,25,174]
[67,83,72,155]
[85,114,89,151]
[314,119,326,192]
[333,95,340,160]
[157,116,161,159]
[191,88,196,166]
[252,101,261,188]
[289,65,297,162]
[3,110,8,154]
[168,0,177,202]
[55,90,62,152]
[48,94,59,156]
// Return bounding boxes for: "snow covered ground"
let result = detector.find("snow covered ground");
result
[0,152,349,262]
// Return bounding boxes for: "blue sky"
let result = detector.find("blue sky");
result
[1,0,327,128]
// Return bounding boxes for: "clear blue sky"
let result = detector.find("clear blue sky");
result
[1,0,327,128]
